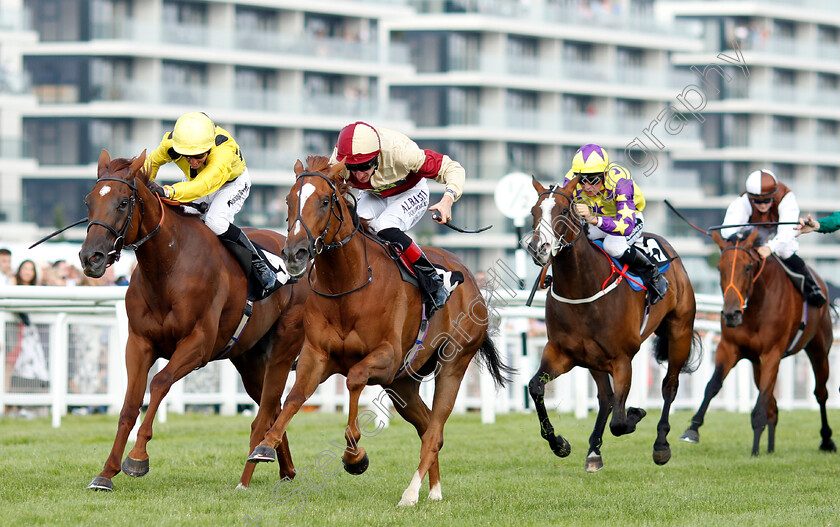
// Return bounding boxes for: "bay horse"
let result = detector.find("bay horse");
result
[79,150,307,491]
[680,228,835,455]
[526,176,700,472]
[246,156,511,506]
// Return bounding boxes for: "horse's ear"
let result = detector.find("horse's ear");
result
[531,175,545,194]
[744,227,759,247]
[131,150,149,183]
[563,174,580,194]
[329,159,346,181]
[712,229,726,249]
[294,159,304,176]
[97,150,111,178]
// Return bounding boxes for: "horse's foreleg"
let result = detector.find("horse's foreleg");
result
[805,336,837,453]
[767,395,778,454]
[680,341,739,444]
[125,341,207,475]
[250,346,327,461]
[609,356,643,437]
[386,377,440,499]
[750,357,781,456]
[341,347,397,475]
[585,371,613,472]
[87,340,154,491]
[399,357,470,507]
[653,353,685,465]
[527,342,573,458]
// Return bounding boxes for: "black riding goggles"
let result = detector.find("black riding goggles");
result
[578,173,604,186]
[749,196,774,205]
[346,158,378,173]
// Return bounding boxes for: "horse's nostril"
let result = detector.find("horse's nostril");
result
[294,248,308,262]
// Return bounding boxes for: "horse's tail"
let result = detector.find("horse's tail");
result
[477,335,516,388]
[651,330,703,374]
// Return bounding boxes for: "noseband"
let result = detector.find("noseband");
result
[86,177,162,266]
[720,242,766,309]
[536,186,586,255]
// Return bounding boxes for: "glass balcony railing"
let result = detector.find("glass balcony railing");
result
[411,0,700,38]
[447,53,698,91]
[0,138,29,159]
[0,8,30,31]
[90,19,409,65]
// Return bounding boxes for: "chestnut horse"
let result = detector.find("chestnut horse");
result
[246,156,511,506]
[526,177,700,472]
[680,228,835,455]
[80,150,307,491]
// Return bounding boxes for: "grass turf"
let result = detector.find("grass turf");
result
[1,408,838,526]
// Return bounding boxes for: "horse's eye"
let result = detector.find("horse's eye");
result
[561,208,569,215]
[117,199,129,209]
[322,197,330,207]
[745,265,752,273]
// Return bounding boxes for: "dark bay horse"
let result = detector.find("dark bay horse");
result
[80,150,307,491]
[680,228,835,455]
[526,177,700,472]
[246,156,511,506]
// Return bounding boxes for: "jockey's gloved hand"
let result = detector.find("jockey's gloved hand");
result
[151,185,170,199]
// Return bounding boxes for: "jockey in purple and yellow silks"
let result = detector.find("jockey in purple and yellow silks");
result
[564,144,668,304]
[143,111,284,297]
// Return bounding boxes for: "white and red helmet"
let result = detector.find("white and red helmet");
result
[336,121,381,166]
[745,169,778,198]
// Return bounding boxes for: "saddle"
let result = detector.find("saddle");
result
[365,232,464,316]
[594,235,676,292]
[219,239,292,302]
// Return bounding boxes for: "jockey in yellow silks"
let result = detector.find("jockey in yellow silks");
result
[144,111,283,296]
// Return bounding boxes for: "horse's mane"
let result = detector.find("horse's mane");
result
[724,226,771,247]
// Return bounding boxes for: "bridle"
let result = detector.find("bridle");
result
[86,176,164,266]
[536,185,586,256]
[720,241,766,310]
[289,171,371,297]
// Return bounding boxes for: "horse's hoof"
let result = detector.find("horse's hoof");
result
[627,407,647,422]
[653,448,671,465]
[248,445,277,463]
[342,452,369,475]
[235,483,248,491]
[86,476,113,491]
[820,439,837,453]
[679,429,699,443]
[550,435,571,458]
[585,453,603,473]
[121,456,149,478]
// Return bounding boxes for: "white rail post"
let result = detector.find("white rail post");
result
[51,313,69,428]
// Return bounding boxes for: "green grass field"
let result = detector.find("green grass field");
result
[1,408,838,526]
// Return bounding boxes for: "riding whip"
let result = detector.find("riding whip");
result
[431,211,492,234]
[708,221,803,231]
[663,200,710,236]
[29,217,89,249]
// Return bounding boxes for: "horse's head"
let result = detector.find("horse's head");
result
[526,176,586,266]
[713,228,764,327]
[282,156,351,277]
[79,149,149,277]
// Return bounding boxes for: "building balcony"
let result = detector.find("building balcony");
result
[0,7,30,31]
[89,19,410,65]
[0,138,30,159]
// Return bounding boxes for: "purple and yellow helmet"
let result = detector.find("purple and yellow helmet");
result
[572,144,610,174]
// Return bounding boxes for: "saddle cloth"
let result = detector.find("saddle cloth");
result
[593,235,675,292]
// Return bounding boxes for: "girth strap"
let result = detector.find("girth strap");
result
[213,300,253,362]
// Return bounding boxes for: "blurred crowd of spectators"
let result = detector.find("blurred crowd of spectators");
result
[0,247,131,287]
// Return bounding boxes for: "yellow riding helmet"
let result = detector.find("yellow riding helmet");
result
[172,112,216,156]
[572,144,610,174]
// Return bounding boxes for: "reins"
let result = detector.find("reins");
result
[720,241,766,309]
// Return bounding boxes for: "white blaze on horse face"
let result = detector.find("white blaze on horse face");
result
[99,185,112,197]
[292,182,317,236]
[537,196,558,255]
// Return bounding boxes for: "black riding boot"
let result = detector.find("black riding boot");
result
[378,228,450,311]
[617,246,668,304]
[783,254,827,307]
[220,224,280,295]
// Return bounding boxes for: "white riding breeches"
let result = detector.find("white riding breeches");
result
[192,168,252,235]
[586,211,645,257]
[356,178,430,233]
